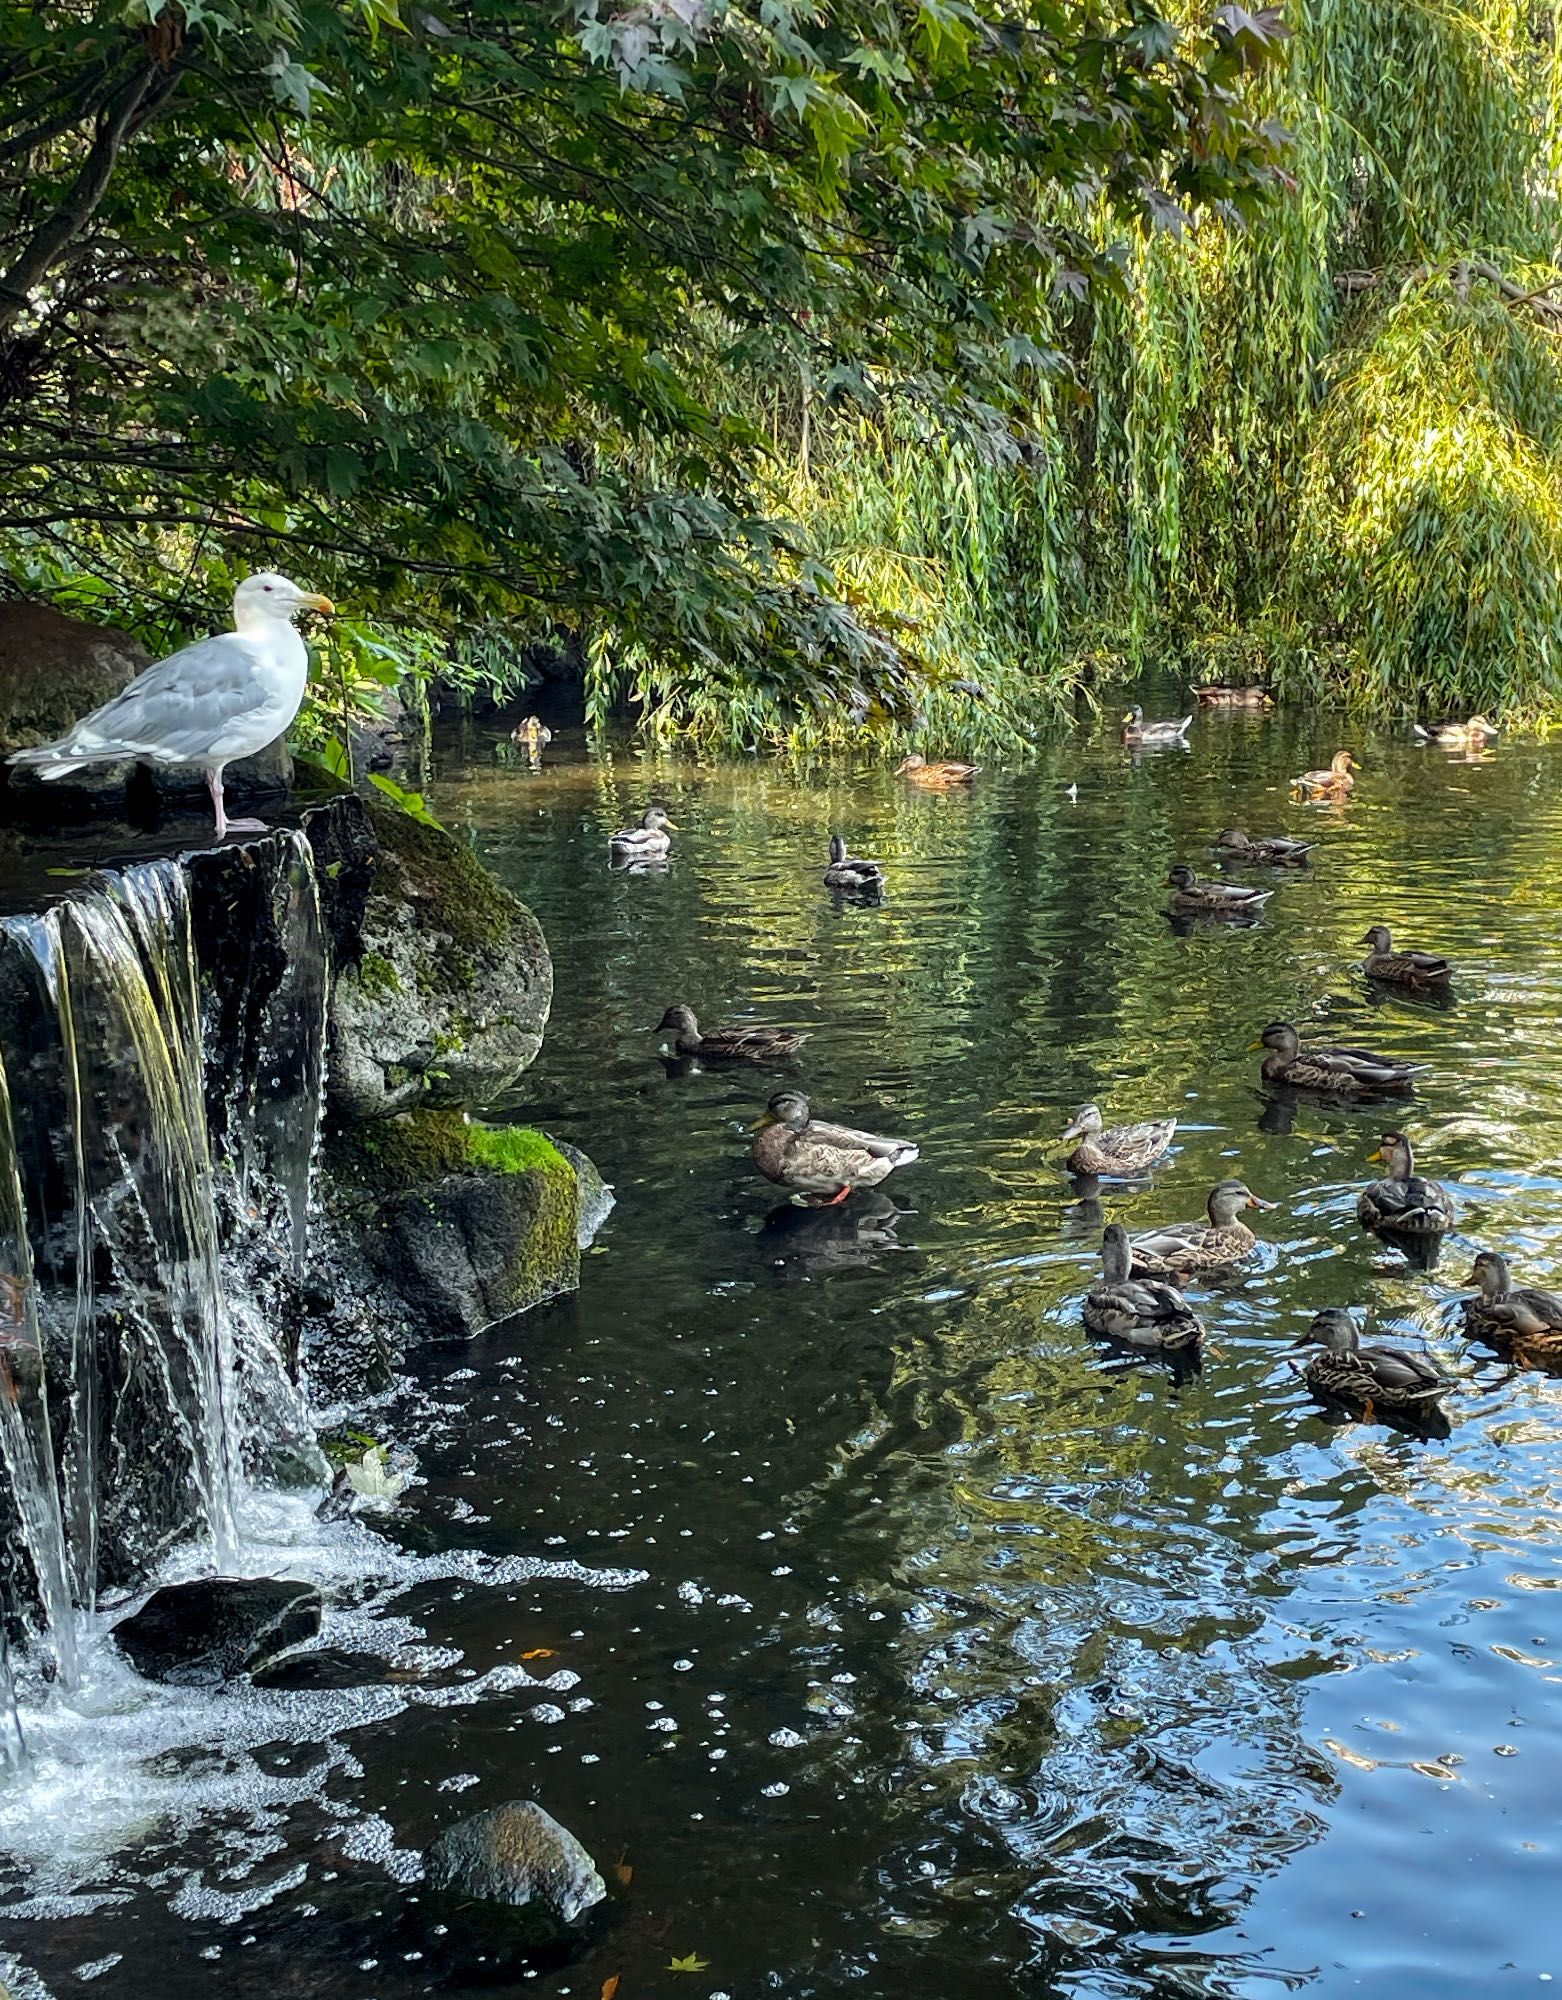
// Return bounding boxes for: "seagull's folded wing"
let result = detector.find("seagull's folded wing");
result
[52,633,277,763]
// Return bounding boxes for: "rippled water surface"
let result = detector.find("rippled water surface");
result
[8,700,1562,1998]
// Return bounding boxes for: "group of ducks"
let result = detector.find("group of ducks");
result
[627,702,1536,1435]
[660,982,1559,1434]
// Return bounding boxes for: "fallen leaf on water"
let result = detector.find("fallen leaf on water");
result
[599,1977,620,2000]
[520,1648,555,1660]
[667,1953,710,1974]
[614,1849,633,1885]
[45,867,87,878]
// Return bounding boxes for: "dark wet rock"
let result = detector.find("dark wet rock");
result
[426,1801,606,1937]
[549,1137,614,1249]
[251,1646,391,1691]
[112,1577,323,1685]
[0,599,146,755]
[326,796,552,1121]
[324,1113,583,1339]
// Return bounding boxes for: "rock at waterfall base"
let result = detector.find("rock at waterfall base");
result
[426,1801,606,1941]
[112,1577,323,1685]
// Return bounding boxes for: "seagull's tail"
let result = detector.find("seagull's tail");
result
[7,736,117,779]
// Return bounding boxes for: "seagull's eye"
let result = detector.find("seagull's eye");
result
[263,584,273,592]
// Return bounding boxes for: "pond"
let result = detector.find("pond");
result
[5,695,1562,1998]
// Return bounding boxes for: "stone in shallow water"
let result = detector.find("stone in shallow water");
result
[111,1577,322,1685]
[426,1801,606,1935]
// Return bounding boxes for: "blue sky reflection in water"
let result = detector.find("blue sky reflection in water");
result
[6,705,1562,1999]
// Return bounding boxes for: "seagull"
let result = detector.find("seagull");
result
[7,571,334,839]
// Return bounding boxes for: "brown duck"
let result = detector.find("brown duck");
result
[1291,750,1358,799]
[658,1005,809,1062]
[896,754,979,789]
[1359,926,1453,991]
[1462,1251,1562,1371]
[753,1091,918,1206]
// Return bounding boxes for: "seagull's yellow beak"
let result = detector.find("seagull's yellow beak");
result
[302,593,335,615]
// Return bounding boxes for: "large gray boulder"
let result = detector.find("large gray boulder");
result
[426,1801,606,1934]
[328,797,552,1120]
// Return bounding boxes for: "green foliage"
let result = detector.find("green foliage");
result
[0,0,1287,737]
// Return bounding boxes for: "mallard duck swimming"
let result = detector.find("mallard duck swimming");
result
[1291,750,1358,799]
[657,1004,809,1063]
[1194,685,1273,708]
[1356,1131,1453,1239]
[1293,1308,1451,1426]
[1213,829,1314,867]
[1166,865,1273,915]
[1413,714,1498,748]
[822,835,884,891]
[1061,1103,1176,1179]
[511,716,553,751]
[1128,1178,1275,1278]
[1082,1224,1203,1352]
[1462,1251,1562,1370]
[1122,704,1192,744]
[609,805,674,859]
[1252,1021,1419,1096]
[752,1090,918,1206]
[1359,925,1453,991]
[896,753,979,789]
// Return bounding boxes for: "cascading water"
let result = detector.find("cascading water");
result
[0,832,329,1678]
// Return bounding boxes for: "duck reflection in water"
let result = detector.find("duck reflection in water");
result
[1062,1172,1106,1237]
[759,1192,911,1277]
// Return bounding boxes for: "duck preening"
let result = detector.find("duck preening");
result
[823,835,885,892]
[1213,830,1314,867]
[1082,1224,1204,1353]
[657,1005,809,1062]
[1128,1178,1275,1279]
[1122,704,1192,745]
[1252,1020,1419,1096]
[1060,1103,1176,1179]
[511,716,553,751]
[1462,1251,1562,1371]
[1356,1131,1454,1239]
[752,1091,918,1206]
[1166,864,1273,915]
[1291,750,1358,799]
[609,805,675,859]
[896,753,980,789]
[1359,925,1453,991]
[1293,1308,1451,1429]
[1413,715,1498,748]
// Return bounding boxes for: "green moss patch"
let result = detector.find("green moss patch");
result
[467,1123,570,1178]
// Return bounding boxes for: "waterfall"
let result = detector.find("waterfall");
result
[0,832,330,1670]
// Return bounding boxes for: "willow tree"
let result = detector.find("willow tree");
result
[0,0,1287,737]
[1072,0,1562,710]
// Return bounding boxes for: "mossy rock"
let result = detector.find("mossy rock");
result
[325,1112,585,1338]
[328,797,553,1121]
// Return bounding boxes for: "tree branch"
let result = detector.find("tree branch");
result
[0,57,184,336]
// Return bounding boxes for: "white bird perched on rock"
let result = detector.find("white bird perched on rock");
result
[7,571,334,839]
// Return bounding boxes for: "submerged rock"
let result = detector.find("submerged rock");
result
[426,1800,606,1935]
[112,1577,322,1685]
[327,797,552,1121]
[250,1645,391,1691]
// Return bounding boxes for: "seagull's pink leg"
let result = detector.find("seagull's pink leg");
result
[206,763,267,837]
